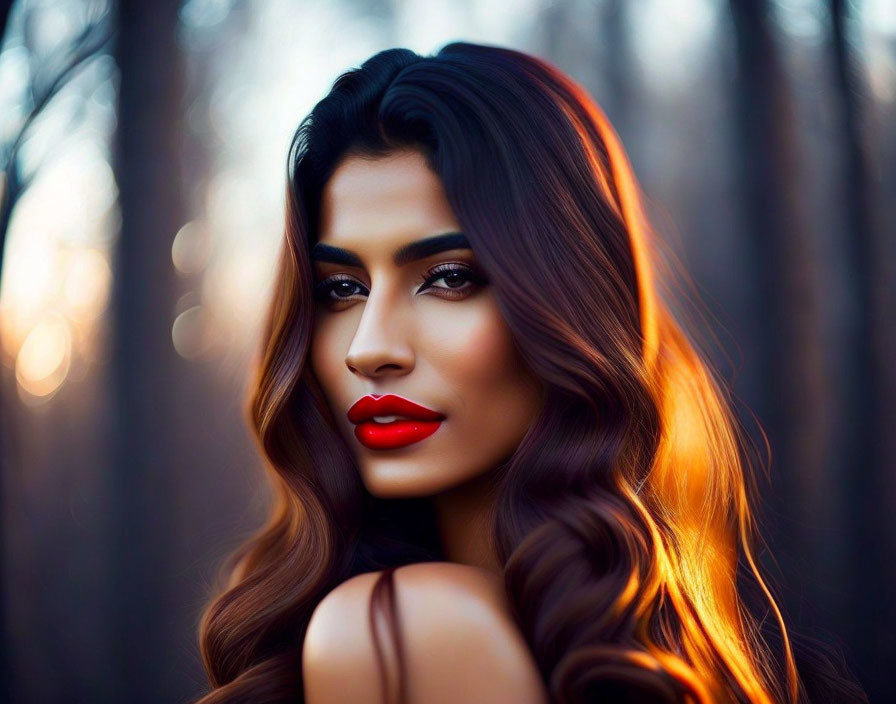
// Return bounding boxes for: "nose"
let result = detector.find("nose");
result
[344,283,415,379]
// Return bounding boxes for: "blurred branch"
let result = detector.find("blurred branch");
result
[0,0,113,275]
[0,0,13,43]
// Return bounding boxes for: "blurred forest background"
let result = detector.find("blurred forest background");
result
[0,0,893,702]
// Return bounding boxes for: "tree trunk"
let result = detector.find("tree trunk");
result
[109,0,185,700]
[727,0,844,643]
[827,0,892,693]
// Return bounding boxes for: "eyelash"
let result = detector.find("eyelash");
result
[312,262,488,307]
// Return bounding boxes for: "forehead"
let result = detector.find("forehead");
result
[318,149,460,247]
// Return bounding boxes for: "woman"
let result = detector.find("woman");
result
[194,42,866,703]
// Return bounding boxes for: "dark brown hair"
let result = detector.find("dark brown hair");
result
[194,42,867,703]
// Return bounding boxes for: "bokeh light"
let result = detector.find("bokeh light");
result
[14,310,72,403]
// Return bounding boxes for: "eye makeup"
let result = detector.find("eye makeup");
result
[312,260,489,307]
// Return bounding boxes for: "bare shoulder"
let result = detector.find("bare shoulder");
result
[302,562,548,704]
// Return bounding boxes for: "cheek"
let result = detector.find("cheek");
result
[426,298,534,411]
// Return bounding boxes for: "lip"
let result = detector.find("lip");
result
[348,393,445,423]
[347,393,445,450]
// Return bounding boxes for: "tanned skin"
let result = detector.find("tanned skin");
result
[302,562,548,704]
[304,150,547,703]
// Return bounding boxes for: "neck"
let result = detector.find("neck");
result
[430,471,502,576]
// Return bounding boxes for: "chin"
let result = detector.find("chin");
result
[359,464,467,500]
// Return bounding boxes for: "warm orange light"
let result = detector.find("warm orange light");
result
[15,311,72,403]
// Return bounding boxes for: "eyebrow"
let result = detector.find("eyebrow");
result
[310,231,471,268]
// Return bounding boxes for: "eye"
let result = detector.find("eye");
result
[418,263,488,299]
[312,275,365,304]
[312,262,488,307]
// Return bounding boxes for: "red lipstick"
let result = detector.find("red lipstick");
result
[347,393,445,450]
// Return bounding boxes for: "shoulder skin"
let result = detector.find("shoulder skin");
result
[302,561,549,704]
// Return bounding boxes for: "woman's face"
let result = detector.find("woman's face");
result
[309,149,543,499]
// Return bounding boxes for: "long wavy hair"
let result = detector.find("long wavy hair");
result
[194,42,866,703]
